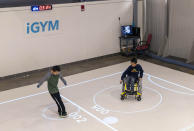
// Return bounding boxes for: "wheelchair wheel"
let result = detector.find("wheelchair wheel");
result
[120,95,125,100]
[137,96,141,101]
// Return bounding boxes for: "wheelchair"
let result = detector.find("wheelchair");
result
[120,77,142,101]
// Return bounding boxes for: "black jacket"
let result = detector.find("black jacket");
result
[121,64,144,80]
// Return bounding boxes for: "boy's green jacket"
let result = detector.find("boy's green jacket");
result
[37,72,67,94]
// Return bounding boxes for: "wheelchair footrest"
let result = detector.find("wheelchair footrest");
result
[125,90,137,95]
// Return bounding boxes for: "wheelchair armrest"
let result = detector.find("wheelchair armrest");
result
[138,41,147,46]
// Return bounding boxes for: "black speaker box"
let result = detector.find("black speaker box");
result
[132,27,140,37]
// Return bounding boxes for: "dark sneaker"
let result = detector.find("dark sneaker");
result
[59,112,67,118]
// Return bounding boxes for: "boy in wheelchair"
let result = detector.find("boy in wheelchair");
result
[120,58,144,100]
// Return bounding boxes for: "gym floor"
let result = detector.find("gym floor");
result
[0,60,194,131]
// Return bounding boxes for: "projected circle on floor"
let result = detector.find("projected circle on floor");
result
[103,116,118,125]
[93,85,162,114]
[42,103,80,120]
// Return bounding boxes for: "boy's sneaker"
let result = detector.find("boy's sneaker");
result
[59,112,67,118]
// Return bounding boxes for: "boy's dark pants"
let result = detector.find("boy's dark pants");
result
[50,92,66,115]
[125,76,136,91]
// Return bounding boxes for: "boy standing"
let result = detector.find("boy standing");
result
[37,66,67,118]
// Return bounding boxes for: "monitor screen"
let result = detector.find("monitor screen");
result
[121,25,133,37]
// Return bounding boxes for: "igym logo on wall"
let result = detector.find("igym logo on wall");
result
[26,20,59,34]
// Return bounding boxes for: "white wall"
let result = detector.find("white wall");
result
[0,0,133,77]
